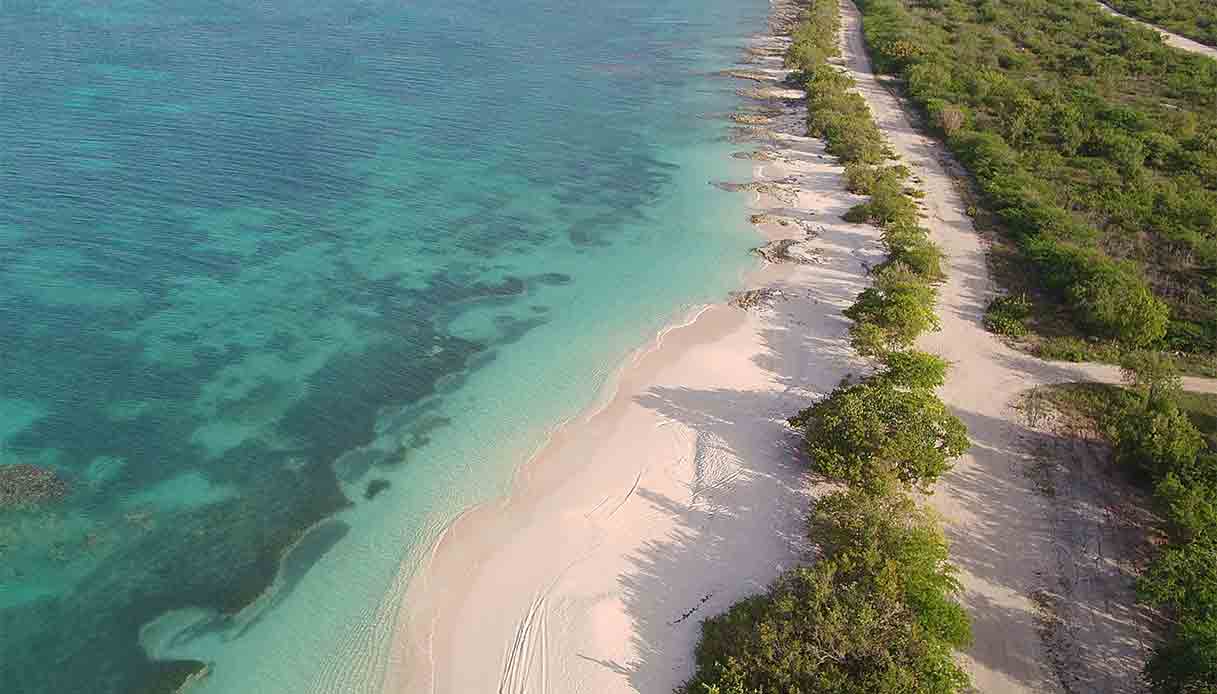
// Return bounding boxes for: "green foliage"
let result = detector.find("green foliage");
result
[880,224,945,281]
[1121,350,1183,406]
[1067,261,1169,346]
[1104,0,1217,47]
[1139,535,1217,621]
[845,263,940,356]
[1111,400,1206,481]
[682,490,971,694]
[809,490,973,648]
[681,5,973,693]
[854,0,1217,354]
[878,350,949,389]
[1033,335,1123,364]
[982,293,1031,337]
[1145,617,1217,694]
[1155,468,1217,542]
[793,377,969,491]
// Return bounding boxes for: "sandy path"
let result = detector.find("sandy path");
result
[383,27,890,693]
[835,1,1214,690]
[1097,2,1217,60]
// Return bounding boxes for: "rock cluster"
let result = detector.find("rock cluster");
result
[715,179,801,206]
[753,238,821,265]
[0,464,68,509]
[729,288,786,311]
[731,113,773,126]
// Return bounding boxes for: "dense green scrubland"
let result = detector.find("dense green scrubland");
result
[857,0,1217,357]
[1043,357,1217,694]
[1104,0,1217,48]
[679,2,974,691]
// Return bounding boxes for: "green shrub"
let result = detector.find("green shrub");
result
[1068,262,1170,347]
[1111,400,1206,481]
[809,490,972,647]
[845,263,940,356]
[682,488,971,694]
[1138,535,1217,622]
[681,559,969,694]
[852,0,1217,354]
[878,350,949,389]
[1144,617,1217,694]
[881,225,945,280]
[983,293,1031,337]
[792,378,969,491]
[1155,468,1217,542]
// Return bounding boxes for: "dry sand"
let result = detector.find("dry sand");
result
[383,25,890,694]
[1096,2,1217,60]
[382,1,1217,693]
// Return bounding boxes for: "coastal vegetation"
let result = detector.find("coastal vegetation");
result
[1039,357,1217,693]
[681,2,973,691]
[853,0,1217,363]
[1103,0,1217,47]
[789,354,969,492]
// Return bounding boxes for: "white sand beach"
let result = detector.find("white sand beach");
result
[383,1,1217,692]
[384,23,887,694]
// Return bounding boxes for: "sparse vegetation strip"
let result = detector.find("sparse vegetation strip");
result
[1039,355,1217,693]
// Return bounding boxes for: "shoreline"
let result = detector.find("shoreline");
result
[381,15,888,692]
[383,0,1217,691]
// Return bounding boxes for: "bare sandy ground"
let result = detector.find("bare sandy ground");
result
[1096,2,1217,60]
[381,2,1217,692]
[383,28,889,694]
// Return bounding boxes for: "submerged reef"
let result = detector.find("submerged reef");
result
[0,464,68,509]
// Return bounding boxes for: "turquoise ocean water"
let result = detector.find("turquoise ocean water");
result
[0,0,770,691]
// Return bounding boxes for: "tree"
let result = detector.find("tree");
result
[877,350,948,390]
[791,379,969,491]
[1144,617,1217,694]
[1120,350,1182,408]
[1138,535,1217,622]
[845,263,940,357]
[682,488,971,694]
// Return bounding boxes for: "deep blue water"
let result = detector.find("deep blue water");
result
[0,0,769,691]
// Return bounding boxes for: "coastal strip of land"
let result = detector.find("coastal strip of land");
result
[383,0,1217,692]
[382,11,890,692]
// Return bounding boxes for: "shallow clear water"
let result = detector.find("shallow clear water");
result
[0,0,769,691]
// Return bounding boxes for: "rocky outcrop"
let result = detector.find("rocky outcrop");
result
[732,150,780,161]
[728,288,786,311]
[720,69,783,83]
[752,238,821,265]
[715,179,801,206]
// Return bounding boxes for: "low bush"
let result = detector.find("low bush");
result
[845,263,940,356]
[879,224,945,281]
[983,293,1031,337]
[681,3,972,691]
[877,350,949,389]
[681,490,971,694]
[791,375,969,492]
[1144,617,1217,694]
